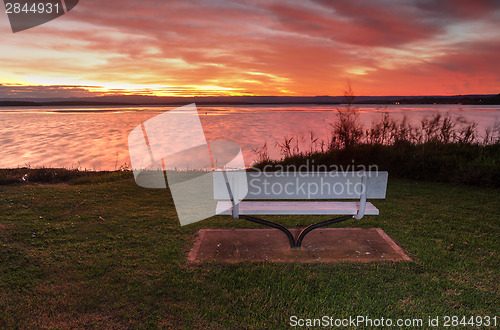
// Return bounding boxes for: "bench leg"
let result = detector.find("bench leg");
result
[239,215,354,249]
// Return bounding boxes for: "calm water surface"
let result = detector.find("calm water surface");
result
[1,104,499,170]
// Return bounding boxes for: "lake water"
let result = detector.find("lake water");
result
[1,104,499,170]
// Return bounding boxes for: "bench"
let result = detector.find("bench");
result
[214,171,388,248]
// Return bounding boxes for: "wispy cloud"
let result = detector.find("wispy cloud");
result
[0,83,105,98]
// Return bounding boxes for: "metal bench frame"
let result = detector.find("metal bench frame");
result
[215,171,388,249]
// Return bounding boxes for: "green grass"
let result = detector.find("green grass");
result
[0,173,498,328]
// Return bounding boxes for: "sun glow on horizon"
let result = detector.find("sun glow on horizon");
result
[13,76,255,97]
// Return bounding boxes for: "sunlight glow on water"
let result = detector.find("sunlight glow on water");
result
[0,104,498,170]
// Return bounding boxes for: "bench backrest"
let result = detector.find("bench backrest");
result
[213,171,388,220]
[214,171,388,200]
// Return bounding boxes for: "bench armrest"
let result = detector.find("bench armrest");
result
[354,174,368,220]
[231,177,239,219]
[220,170,240,219]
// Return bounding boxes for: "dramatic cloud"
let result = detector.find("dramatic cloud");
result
[0,84,106,98]
[0,0,499,97]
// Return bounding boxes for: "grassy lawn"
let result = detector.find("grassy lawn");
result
[0,173,498,328]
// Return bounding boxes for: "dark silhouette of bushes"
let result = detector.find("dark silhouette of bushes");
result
[253,103,500,188]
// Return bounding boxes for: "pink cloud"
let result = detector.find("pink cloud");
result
[1,0,499,96]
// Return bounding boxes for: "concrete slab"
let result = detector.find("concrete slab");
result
[188,228,411,263]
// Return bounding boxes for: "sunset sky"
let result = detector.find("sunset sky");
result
[1,0,499,98]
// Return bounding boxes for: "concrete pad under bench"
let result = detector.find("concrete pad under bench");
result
[188,228,411,263]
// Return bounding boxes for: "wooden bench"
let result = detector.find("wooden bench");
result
[214,171,388,248]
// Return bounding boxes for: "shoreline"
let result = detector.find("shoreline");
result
[1,93,499,107]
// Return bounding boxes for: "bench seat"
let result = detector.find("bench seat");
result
[216,201,379,216]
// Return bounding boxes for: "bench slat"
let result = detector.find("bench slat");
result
[214,171,388,200]
[216,201,379,216]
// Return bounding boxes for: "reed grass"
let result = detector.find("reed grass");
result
[253,109,500,188]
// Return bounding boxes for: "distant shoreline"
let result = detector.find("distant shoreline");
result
[1,93,499,107]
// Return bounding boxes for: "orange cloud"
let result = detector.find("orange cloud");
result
[0,0,499,97]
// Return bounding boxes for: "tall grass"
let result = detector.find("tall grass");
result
[253,99,500,187]
[329,85,364,149]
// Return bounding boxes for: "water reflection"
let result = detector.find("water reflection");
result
[0,104,498,170]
